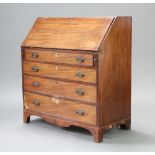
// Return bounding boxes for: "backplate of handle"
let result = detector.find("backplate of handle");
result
[75,71,85,78]
[32,81,40,87]
[32,66,39,72]
[75,56,85,63]
[76,88,85,96]
[32,99,40,106]
[75,110,85,116]
[32,52,39,58]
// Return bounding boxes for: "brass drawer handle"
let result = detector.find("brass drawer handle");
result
[76,56,84,63]
[76,89,85,96]
[32,81,40,87]
[32,52,39,58]
[32,66,39,72]
[75,110,85,116]
[32,99,40,106]
[75,71,85,78]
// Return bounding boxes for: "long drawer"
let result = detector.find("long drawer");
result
[24,49,94,67]
[24,75,96,104]
[24,92,96,125]
[23,61,96,84]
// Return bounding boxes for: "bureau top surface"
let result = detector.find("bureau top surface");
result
[22,17,114,51]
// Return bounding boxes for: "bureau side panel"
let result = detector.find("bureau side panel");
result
[98,17,132,126]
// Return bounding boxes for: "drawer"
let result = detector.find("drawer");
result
[24,75,96,104]
[23,61,96,84]
[24,49,94,67]
[24,92,96,125]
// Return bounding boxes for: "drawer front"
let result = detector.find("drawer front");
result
[24,75,96,104]
[24,92,96,125]
[24,49,94,67]
[23,61,96,84]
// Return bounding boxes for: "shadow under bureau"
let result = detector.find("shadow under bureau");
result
[21,17,132,142]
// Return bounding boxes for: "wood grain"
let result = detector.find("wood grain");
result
[22,17,114,51]
[24,92,96,125]
[97,17,132,126]
[21,16,132,143]
[24,75,96,103]
[24,108,131,142]
[24,49,94,67]
[23,61,96,83]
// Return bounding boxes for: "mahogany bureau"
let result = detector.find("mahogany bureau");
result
[21,17,132,143]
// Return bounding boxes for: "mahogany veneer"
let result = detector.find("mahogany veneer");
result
[21,17,132,142]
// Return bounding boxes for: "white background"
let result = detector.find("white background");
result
[0,3,155,151]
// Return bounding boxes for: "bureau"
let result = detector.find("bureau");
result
[21,17,132,142]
